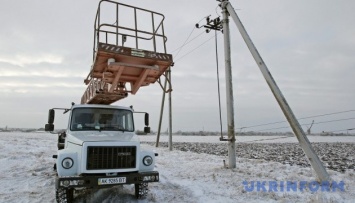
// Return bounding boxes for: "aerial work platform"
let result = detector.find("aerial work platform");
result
[81,0,173,104]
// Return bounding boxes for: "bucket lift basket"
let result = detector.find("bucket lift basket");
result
[81,0,173,104]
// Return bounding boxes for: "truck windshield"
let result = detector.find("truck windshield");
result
[70,108,134,132]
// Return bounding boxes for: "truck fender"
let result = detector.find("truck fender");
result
[138,150,156,172]
[56,150,78,177]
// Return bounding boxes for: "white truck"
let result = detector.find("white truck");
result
[45,104,159,202]
[44,1,173,201]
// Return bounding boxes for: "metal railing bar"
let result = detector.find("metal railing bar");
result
[97,24,167,41]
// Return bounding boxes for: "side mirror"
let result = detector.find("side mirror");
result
[144,127,151,134]
[45,123,54,132]
[48,109,55,124]
[144,113,150,133]
[46,109,55,132]
[144,113,149,126]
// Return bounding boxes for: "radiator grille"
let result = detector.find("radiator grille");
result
[87,146,136,170]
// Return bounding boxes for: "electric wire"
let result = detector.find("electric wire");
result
[240,118,355,143]
[311,117,355,125]
[174,34,216,62]
[242,135,291,143]
[215,5,221,17]
[173,16,210,58]
[255,117,355,132]
[170,31,206,53]
[237,109,355,131]
[174,27,196,59]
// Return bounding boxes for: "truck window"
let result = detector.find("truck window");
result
[70,108,134,132]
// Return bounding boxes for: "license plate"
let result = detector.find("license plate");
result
[98,177,126,185]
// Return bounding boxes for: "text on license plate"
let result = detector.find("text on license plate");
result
[98,177,126,185]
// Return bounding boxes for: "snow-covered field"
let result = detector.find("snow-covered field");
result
[0,132,354,202]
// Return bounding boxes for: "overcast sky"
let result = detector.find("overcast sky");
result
[1,0,354,133]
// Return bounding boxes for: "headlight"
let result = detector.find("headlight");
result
[143,156,153,166]
[62,158,74,169]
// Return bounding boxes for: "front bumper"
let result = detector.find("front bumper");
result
[55,171,159,189]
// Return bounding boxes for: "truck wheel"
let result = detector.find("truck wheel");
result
[135,183,148,199]
[56,188,74,203]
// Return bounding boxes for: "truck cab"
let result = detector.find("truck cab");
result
[45,104,158,202]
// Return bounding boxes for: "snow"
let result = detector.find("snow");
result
[0,132,354,202]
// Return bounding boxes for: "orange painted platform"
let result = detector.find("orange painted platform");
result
[81,43,173,104]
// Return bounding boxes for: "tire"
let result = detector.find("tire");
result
[56,188,74,203]
[135,183,148,199]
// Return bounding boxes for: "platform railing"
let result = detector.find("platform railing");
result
[93,0,168,61]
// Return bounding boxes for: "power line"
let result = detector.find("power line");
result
[312,117,355,125]
[237,109,355,130]
[174,27,196,59]
[255,117,355,132]
[172,16,210,58]
[242,135,291,143]
[170,31,206,54]
[255,126,290,132]
[174,34,216,62]
[173,15,223,63]
[298,110,355,121]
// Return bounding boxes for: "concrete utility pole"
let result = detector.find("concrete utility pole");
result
[221,4,237,169]
[220,0,330,182]
[168,68,173,151]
